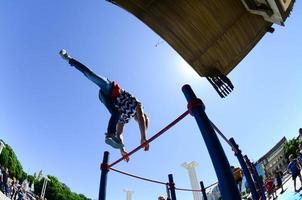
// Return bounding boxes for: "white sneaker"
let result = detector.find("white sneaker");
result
[59,49,72,61]
[105,134,124,149]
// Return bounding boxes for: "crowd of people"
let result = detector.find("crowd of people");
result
[263,169,284,200]
[0,166,42,200]
[263,135,302,200]
[156,142,302,200]
[1,130,302,200]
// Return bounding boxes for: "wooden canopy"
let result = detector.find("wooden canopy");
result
[107,0,273,77]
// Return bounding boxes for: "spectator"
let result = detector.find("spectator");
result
[2,168,10,197]
[10,177,17,199]
[16,188,25,200]
[22,178,29,193]
[231,166,243,193]
[264,175,277,200]
[274,170,284,193]
[287,154,302,192]
[297,144,302,166]
[11,179,21,200]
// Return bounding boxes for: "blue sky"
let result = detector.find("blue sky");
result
[0,1,301,199]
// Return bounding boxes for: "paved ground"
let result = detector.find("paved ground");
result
[0,192,10,200]
[273,174,302,200]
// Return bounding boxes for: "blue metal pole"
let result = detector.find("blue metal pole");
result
[168,174,177,200]
[229,138,258,200]
[182,84,241,200]
[200,181,208,200]
[166,183,171,200]
[252,162,266,200]
[244,155,266,200]
[99,151,109,200]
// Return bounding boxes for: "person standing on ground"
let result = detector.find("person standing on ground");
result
[264,175,277,200]
[2,168,9,197]
[231,166,243,193]
[297,144,302,167]
[274,169,284,193]
[0,166,3,193]
[287,154,302,192]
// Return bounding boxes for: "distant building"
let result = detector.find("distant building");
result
[256,137,287,176]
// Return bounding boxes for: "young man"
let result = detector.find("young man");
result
[59,50,149,160]
[274,169,284,194]
[287,154,302,192]
[231,166,243,193]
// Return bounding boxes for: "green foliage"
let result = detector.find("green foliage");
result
[27,175,35,185]
[284,137,300,160]
[1,140,90,200]
[35,176,91,200]
[0,143,26,181]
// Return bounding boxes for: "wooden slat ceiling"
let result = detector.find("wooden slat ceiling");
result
[108,0,272,76]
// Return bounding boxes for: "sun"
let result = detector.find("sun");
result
[176,57,200,81]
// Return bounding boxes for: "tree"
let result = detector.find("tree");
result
[27,175,35,186]
[284,137,300,160]
[34,175,91,200]
[0,140,90,200]
[0,143,26,181]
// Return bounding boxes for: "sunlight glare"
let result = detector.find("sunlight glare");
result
[176,57,200,81]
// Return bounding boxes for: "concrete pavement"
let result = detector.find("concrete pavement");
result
[0,191,10,200]
[273,174,302,200]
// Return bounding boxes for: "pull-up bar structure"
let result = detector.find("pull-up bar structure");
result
[199,181,208,200]
[245,155,266,200]
[182,84,241,200]
[98,85,254,200]
[229,137,258,200]
[109,110,189,168]
[168,174,177,200]
[209,115,266,200]
[99,151,109,200]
